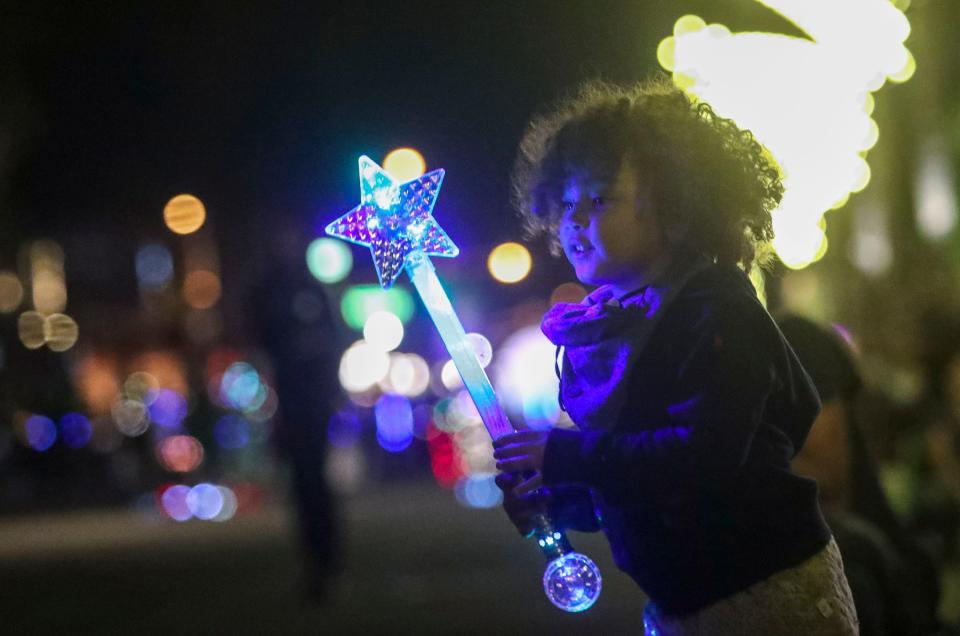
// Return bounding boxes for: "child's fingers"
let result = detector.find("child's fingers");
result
[513,471,544,497]
[495,455,534,474]
[493,430,545,448]
[492,442,537,460]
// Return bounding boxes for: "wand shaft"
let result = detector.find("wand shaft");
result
[405,253,513,440]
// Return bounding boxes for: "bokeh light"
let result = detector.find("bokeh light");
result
[363,310,404,352]
[455,473,503,509]
[164,194,207,235]
[328,409,363,448]
[657,3,914,268]
[338,340,391,392]
[214,414,250,449]
[466,333,493,368]
[550,282,587,306]
[157,435,204,473]
[136,243,175,290]
[493,325,562,430]
[43,313,79,352]
[59,413,93,449]
[147,389,188,429]
[182,270,221,309]
[383,147,427,182]
[160,484,193,521]
[306,237,353,284]
[379,352,430,397]
[25,415,57,451]
[0,271,24,313]
[112,399,150,437]
[212,485,238,522]
[30,241,67,314]
[186,483,224,521]
[17,311,46,350]
[340,285,415,330]
[440,360,463,391]
[124,372,160,405]
[488,242,532,283]
[374,393,414,453]
[220,362,264,411]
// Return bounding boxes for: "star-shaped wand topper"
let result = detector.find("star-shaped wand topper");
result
[325,156,459,288]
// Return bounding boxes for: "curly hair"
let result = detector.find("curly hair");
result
[511,75,783,271]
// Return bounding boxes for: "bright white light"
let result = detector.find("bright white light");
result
[363,310,404,352]
[467,333,493,368]
[440,359,463,391]
[379,352,430,397]
[658,1,914,269]
[338,340,391,392]
[915,137,958,240]
[492,325,562,429]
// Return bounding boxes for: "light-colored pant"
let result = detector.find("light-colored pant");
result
[643,537,859,635]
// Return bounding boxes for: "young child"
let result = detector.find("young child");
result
[492,76,860,634]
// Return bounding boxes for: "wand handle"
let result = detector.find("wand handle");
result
[405,252,513,440]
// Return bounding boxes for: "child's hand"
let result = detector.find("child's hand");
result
[493,430,549,496]
[494,472,549,537]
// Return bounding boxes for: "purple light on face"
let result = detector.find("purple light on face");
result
[213,415,250,449]
[59,412,93,448]
[148,389,188,428]
[374,394,414,453]
[328,410,363,448]
[25,415,57,451]
[161,484,192,521]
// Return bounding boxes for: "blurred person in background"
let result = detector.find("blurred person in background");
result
[778,314,945,636]
[251,216,344,602]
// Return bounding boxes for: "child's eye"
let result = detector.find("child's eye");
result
[592,197,607,209]
[560,201,576,214]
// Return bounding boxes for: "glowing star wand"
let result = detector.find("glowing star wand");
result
[326,156,602,612]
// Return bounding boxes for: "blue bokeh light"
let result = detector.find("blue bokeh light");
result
[328,410,363,448]
[220,362,262,411]
[186,483,224,520]
[59,412,93,448]
[25,415,57,452]
[147,389,188,429]
[454,473,503,509]
[135,243,174,289]
[374,394,413,453]
[161,484,192,522]
[213,414,250,449]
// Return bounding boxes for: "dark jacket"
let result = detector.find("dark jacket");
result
[542,264,832,616]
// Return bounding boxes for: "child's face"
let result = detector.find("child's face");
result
[558,160,667,294]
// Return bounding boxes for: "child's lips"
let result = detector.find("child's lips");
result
[569,243,593,259]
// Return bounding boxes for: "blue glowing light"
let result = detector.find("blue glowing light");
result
[374,393,414,453]
[135,243,174,289]
[59,412,93,448]
[328,410,363,448]
[161,485,192,522]
[220,362,262,411]
[213,415,250,450]
[454,473,503,509]
[25,415,57,451]
[325,156,458,289]
[186,483,225,520]
[147,389,188,429]
[543,552,603,613]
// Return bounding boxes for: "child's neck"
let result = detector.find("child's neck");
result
[608,255,678,299]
